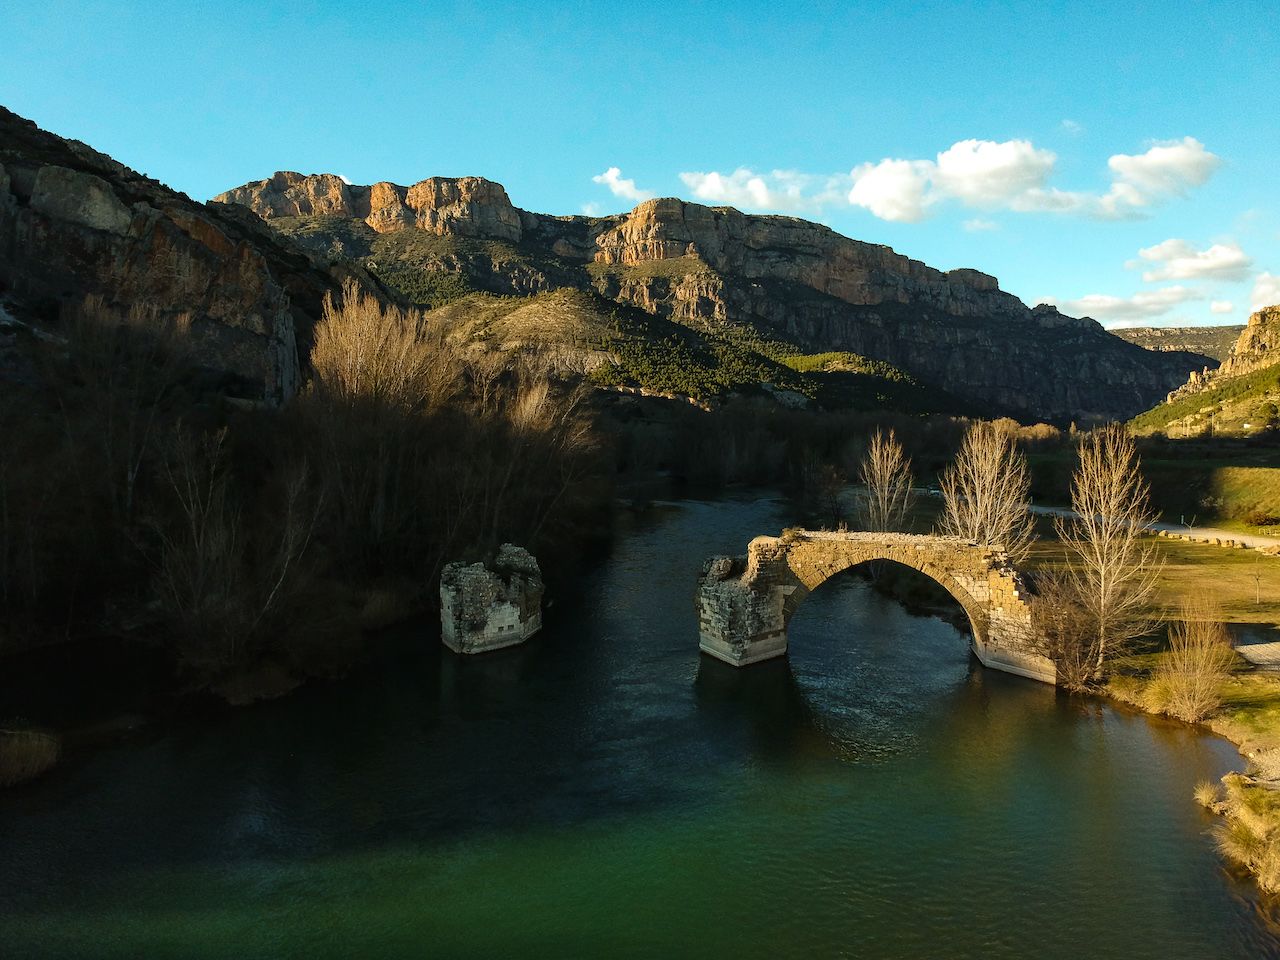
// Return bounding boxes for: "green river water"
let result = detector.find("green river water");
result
[0,495,1276,958]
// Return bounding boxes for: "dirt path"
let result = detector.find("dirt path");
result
[1027,504,1280,549]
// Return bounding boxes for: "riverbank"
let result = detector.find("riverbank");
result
[1027,530,1280,893]
[1109,666,1280,893]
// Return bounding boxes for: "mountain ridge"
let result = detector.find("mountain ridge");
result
[215,171,1210,423]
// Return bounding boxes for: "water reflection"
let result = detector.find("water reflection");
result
[0,496,1275,959]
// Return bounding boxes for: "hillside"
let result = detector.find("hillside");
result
[1130,305,1280,437]
[214,172,1208,423]
[424,287,965,413]
[0,107,384,404]
[1112,324,1243,361]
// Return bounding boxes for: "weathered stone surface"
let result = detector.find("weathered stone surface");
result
[29,166,133,235]
[697,530,1055,684]
[216,173,524,242]
[1161,304,1280,407]
[1220,304,1280,377]
[440,544,544,655]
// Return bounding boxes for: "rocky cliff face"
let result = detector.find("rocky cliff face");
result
[218,171,525,241]
[216,172,1206,422]
[0,108,376,403]
[1219,305,1280,377]
[1112,324,1244,362]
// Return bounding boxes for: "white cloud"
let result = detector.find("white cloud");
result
[1252,272,1280,310]
[846,136,1219,223]
[581,201,604,216]
[338,174,353,185]
[847,140,1056,223]
[962,218,999,232]
[1211,300,1235,314]
[1133,238,1252,282]
[847,159,934,222]
[592,167,654,202]
[1108,137,1219,201]
[678,168,849,213]
[935,139,1056,205]
[1044,285,1205,322]
[1061,119,1083,135]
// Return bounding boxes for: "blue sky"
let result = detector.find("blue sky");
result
[4,0,1277,327]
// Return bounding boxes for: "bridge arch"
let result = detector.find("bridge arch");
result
[697,530,1056,684]
[777,553,989,647]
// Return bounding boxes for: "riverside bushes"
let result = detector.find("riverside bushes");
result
[1212,774,1280,894]
[0,282,608,690]
[1146,604,1236,722]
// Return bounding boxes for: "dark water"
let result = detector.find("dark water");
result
[1,495,1276,959]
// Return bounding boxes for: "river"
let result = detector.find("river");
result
[0,494,1276,958]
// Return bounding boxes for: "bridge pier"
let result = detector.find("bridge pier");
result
[697,531,1057,685]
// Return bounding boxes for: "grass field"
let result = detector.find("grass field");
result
[1026,448,1280,533]
[1025,529,1280,624]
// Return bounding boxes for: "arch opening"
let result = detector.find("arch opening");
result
[781,557,983,647]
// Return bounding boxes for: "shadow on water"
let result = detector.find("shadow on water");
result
[2,494,1279,959]
[693,656,831,766]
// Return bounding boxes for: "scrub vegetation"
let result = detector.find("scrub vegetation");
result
[0,282,609,714]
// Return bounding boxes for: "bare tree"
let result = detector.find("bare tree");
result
[937,421,1036,562]
[856,428,914,532]
[309,278,461,413]
[1030,569,1097,691]
[61,296,192,522]
[150,428,319,676]
[1153,601,1235,722]
[1053,424,1162,678]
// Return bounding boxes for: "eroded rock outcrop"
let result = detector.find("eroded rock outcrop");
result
[216,172,524,241]
[1219,305,1280,377]
[439,545,544,654]
[0,107,383,403]
[1162,304,1280,405]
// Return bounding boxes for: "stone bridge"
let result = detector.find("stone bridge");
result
[697,530,1056,684]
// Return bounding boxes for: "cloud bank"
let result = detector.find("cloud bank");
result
[597,135,1218,224]
[1132,238,1252,282]
[678,168,849,213]
[1043,285,1205,324]
[846,136,1219,223]
[1253,273,1280,311]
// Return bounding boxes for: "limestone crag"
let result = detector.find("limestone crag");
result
[1113,324,1244,362]
[1219,305,1280,377]
[0,107,382,403]
[1162,304,1280,405]
[583,197,1035,321]
[217,172,525,241]
[218,171,1207,421]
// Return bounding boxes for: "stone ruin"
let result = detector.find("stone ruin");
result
[697,529,1057,684]
[440,544,544,654]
